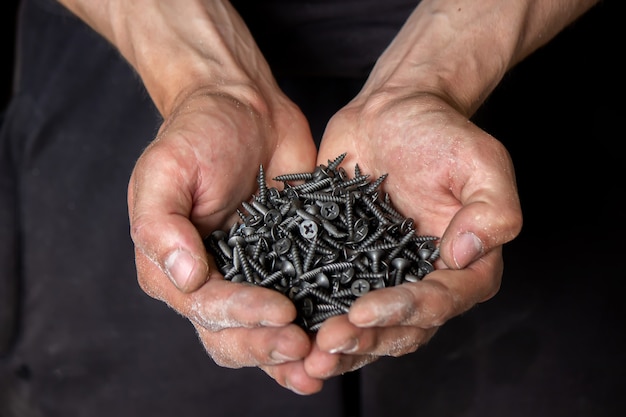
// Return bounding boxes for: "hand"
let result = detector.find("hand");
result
[305,91,522,379]
[58,0,589,397]
[127,85,328,393]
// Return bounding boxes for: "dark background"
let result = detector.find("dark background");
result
[0,3,621,214]
[1,0,623,415]
[437,2,624,415]
[2,2,19,112]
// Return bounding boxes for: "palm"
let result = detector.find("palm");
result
[130,90,318,238]
[301,93,521,379]
[319,94,518,266]
[127,88,325,393]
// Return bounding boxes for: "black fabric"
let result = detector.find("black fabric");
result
[0,1,344,415]
[1,0,624,416]
[231,0,418,78]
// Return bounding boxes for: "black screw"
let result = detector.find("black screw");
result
[204,153,440,332]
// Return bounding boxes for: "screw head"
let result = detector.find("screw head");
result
[417,260,434,276]
[273,237,291,255]
[391,257,411,272]
[231,274,245,283]
[370,278,386,289]
[351,279,370,296]
[278,260,296,278]
[264,209,282,227]
[299,219,319,239]
[244,215,263,227]
[418,247,432,260]
[315,273,331,288]
[353,223,369,242]
[211,230,228,240]
[339,267,355,284]
[300,297,315,317]
[228,235,245,247]
[320,202,340,220]
[400,218,414,234]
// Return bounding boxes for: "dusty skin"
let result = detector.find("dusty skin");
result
[53,0,595,395]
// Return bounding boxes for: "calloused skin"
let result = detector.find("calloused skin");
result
[128,87,325,393]
[302,92,518,383]
[128,87,520,395]
[59,0,597,397]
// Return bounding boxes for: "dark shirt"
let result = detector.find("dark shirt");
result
[231,0,418,77]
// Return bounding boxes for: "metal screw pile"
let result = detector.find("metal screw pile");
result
[205,153,440,332]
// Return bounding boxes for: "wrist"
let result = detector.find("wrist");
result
[119,0,282,117]
[359,0,599,116]
[60,0,281,117]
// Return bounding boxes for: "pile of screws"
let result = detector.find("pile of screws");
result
[204,153,440,332]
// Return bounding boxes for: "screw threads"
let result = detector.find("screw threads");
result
[204,153,440,332]
[257,165,268,205]
[274,172,313,182]
[327,152,347,172]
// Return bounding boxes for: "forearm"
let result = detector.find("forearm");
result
[57,0,278,116]
[362,0,600,116]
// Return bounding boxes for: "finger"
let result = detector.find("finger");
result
[303,340,378,380]
[316,123,361,174]
[347,249,503,328]
[135,250,297,329]
[314,314,438,357]
[260,361,325,395]
[193,322,311,368]
[263,107,319,182]
[128,142,217,293]
[440,142,523,269]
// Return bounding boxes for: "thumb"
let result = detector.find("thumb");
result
[439,198,523,270]
[127,150,210,293]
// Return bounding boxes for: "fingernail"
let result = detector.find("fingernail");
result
[329,338,358,354]
[270,350,299,363]
[452,232,483,269]
[285,380,307,396]
[164,248,206,290]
